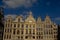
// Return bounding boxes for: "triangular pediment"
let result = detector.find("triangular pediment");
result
[25,11,36,23]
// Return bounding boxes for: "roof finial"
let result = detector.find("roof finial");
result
[29,11,32,15]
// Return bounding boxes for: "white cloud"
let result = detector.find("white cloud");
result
[55,17,60,21]
[54,17,60,24]
[4,14,17,19]
[3,0,37,8]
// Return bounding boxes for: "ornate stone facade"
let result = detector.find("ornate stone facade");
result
[3,11,58,40]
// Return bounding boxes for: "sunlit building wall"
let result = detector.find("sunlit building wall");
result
[3,11,58,40]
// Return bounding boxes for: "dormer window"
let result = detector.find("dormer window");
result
[18,18,20,22]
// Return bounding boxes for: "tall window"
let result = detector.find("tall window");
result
[13,29,16,35]
[30,24,31,28]
[7,35,8,39]
[26,24,28,28]
[9,35,11,39]
[29,29,31,34]
[46,25,52,28]
[7,29,9,32]
[36,32,38,35]
[14,24,16,27]
[37,36,38,39]
[49,30,53,34]
[39,32,40,35]
[21,24,24,28]
[39,36,40,39]
[4,35,6,39]
[33,29,35,34]
[18,18,20,22]
[33,24,35,28]
[21,36,23,39]
[44,30,48,35]
[21,31,23,34]
[18,36,20,39]
[6,29,12,33]
[26,29,28,34]
[17,30,20,34]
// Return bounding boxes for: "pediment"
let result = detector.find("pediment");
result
[25,11,36,23]
[25,16,36,23]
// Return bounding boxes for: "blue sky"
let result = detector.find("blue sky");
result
[0,0,60,24]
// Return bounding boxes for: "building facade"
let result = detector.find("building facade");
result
[3,11,58,40]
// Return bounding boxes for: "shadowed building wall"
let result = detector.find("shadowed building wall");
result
[58,25,60,40]
[0,7,4,40]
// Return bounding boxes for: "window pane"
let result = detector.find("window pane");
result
[17,30,20,34]
[9,35,11,39]
[18,18,20,22]
[13,29,16,35]
[21,31,23,34]
[26,24,28,28]
[21,36,23,39]
[33,24,35,28]
[29,29,31,34]
[14,24,16,27]
[26,29,28,34]
[25,36,28,39]
[33,36,35,39]
[21,24,24,28]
